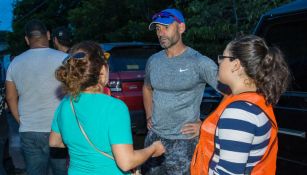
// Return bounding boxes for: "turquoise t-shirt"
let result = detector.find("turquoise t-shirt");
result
[52,93,133,175]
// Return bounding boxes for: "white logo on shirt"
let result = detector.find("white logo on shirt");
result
[179,68,188,72]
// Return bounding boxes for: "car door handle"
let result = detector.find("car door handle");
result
[128,85,138,90]
[278,128,306,139]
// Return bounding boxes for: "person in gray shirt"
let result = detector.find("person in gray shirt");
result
[142,9,218,175]
[6,19,67,175]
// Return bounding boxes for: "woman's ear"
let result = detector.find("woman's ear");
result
[232,59,246,76]
[230,59,240,73]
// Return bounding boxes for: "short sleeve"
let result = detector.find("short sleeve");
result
[198,56,218,90]
[51,104,61,133]
[144,56,153,86]
[6,63,14,82]
[108,100,133,144]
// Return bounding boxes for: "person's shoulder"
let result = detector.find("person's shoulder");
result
[98,95,129,116]
[60,95,71,104]
[223,100,269,126]
[227,101,264,115]
[109,96,128,109]
[55,95,70,111]
[95,94,128,109]
[186,47,217,71]
[46,48,68,57]
[148,50,165,61]
[152,49,165,57]
[41,48,67,63]
[144,50,163,68]
[62,95,70,101]
[187,47,213,62]
[13,49,31,60]
[9,50,31,66]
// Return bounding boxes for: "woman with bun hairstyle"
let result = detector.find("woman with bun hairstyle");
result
[191,35,290,175]
[49,41,164,175]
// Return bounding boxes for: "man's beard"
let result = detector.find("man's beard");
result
[159,37,177,49]
[158,33,180,49]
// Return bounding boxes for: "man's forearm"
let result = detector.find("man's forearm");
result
[143,85,153,119]
[6,81,20,124]
[6,98,20,123]
[143,85,153,129]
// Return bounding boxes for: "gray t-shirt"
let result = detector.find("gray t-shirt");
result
[6,48,67,132]
[144,47,218,139]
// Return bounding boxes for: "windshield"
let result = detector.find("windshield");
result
[108,46,160,72]
[263,19,307,92]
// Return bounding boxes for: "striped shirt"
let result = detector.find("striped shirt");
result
[209,101,272,175]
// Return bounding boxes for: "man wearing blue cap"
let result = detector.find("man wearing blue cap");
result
[143,8,218,175]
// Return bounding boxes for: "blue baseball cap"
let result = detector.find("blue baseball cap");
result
[149,8,185,30]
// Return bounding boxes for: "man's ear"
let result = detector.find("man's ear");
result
[47,31,51,41]
[178,23,186,34]
[53,37,59,48]
[25,36,30,46]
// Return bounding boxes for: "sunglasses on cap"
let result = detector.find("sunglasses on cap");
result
[62,52,86,64]
[152,11,182,23]
[62,52,111,65]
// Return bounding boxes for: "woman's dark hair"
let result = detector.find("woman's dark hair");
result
[55,41,108,99]
[227,35,290,105]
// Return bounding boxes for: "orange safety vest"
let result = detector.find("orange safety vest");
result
[191,92,278,175]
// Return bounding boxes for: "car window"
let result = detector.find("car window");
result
[263,19,307,92]
[108,47,160,72]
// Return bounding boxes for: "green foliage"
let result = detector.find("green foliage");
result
[0,31,8,41]
[7,0,79,55]
[68,0,173,42]
[177,0,292,59]
[6,0,292,57]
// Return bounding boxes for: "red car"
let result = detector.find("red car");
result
[101,42,161,134]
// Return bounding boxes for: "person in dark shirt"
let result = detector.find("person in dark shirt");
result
[52,26,72,53]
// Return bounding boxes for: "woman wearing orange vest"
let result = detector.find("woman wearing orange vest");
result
[191,35,290,175]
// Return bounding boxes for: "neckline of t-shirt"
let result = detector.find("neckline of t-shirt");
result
[80,92,105,95]
[29,47,50,51]
[163,47,191,59]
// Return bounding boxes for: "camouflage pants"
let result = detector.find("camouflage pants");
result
[142,130,198,175]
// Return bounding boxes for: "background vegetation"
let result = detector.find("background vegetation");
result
[6,0,291,59]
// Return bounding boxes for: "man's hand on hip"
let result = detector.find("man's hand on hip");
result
[180,120,202,138]
[147,116,153,129]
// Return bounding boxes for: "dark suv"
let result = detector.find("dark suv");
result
[253,1,307,174]
[101,42,161,134]
[201,1,307,174]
